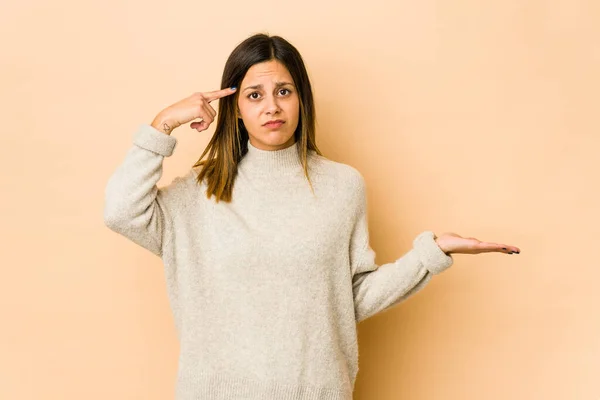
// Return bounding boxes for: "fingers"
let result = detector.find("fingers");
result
[204,87,237,103]
[190,100,218,132]
[189,89,227,132]
[200,102,215,123]
[497,243,520,254]
[191,120,209,132]
[206,103,217,119]
[480,242,520,254]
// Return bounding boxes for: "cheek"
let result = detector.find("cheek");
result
[239,103,257,120]
[282,96,299,112]
[290,99,300,119]
[246,108,261,122]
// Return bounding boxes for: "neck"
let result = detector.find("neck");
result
[239,138,305,178]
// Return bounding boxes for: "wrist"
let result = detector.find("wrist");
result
[151,115,176,135]
[434,235,451,255]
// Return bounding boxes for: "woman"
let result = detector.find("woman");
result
[104,33,520,400]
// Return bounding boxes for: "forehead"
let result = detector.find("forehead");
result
[242,60,293,82]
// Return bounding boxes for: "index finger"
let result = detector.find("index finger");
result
[204,87,237,102]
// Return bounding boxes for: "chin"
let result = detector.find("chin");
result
[251,131,296,150]
[263,131,295,143]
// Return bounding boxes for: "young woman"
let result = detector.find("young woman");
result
[104,33,520,400]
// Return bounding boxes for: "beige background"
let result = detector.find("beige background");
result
[1,0,598,399]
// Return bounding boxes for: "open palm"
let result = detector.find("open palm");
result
[435,232,520,255]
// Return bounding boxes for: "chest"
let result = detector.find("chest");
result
[202,180,354,282]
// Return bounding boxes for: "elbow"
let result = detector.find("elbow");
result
[103,209,122,233]
[103,201,156,235]
[103,200,129,233]
[103,182,126,231]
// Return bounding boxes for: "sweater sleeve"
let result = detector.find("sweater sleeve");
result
[103,123,185,257]
[349,172,454,323]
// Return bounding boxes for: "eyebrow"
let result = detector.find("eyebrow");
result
[242,81,294,92]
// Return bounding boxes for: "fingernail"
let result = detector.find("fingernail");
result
[231,86,237,90]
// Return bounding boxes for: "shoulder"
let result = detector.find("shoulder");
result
[311,152,364,184]
[309,152,366,200]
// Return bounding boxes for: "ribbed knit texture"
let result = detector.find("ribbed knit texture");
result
[103,123,454,399]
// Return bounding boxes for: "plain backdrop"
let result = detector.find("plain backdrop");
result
[1,0,598,399]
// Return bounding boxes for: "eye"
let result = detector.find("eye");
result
[247,88,292,100]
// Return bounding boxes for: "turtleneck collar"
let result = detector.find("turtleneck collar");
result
[239,138,305,177]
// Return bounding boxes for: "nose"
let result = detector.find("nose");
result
[265,93,281,115]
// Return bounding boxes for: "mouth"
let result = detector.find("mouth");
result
[263,120,285,127]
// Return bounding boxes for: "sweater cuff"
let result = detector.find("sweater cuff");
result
[413,230,454,274]
[133,124,178,157]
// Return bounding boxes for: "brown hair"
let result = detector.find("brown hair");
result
[192,33,323,203]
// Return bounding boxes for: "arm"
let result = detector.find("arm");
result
[103,122,184,257]
[349,173,454,323]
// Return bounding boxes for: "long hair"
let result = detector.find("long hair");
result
[192,33,323,203]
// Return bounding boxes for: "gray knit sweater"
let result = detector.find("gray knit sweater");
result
[103,123,454,400]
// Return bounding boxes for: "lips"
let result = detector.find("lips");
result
[263,120,285,126]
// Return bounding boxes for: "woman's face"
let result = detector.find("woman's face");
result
[237,59,300,151]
